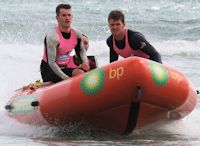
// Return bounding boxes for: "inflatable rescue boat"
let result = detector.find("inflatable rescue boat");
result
[5,57,197,135]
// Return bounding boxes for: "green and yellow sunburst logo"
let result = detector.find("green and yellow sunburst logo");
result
[81,69,105,95]
[149,62,169,86]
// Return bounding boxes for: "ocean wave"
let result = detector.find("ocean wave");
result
[0,39,199,61]
[153,40,200,57]
[80,39,200,58]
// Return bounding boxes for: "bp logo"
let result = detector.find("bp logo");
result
[149,62,169,86]
[81,69,105,95]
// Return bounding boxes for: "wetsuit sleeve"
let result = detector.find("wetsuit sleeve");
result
[74,29,88,64]
[46,30,69,79]
[129,31,162,63]
[107,36,119,63]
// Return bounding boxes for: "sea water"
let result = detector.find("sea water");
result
[0,0,200,145]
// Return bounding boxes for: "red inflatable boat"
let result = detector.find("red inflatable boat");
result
[5,57,197,135]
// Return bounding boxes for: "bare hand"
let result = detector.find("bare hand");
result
[81,63,90,71]
[64,75,70,80]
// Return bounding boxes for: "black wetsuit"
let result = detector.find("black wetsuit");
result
[107,29,162,63]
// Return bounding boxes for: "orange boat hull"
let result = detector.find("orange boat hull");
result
[5,57,197,135]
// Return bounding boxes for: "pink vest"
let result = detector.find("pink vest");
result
[113,29,149,58]
[43,26,77,67]
[67,56,80,68]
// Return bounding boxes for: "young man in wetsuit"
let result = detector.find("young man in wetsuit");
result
[107,10,162,63]
[40,4,90,83]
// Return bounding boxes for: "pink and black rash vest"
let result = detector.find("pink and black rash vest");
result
[43,26,77,67]
[112,29,149,58]
[107,29,162,63]
[41,26,87,80]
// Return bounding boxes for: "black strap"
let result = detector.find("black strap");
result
[123,87,141,135]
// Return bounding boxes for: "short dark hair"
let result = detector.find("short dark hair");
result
[56,4,71,16]
[108,10,125,24]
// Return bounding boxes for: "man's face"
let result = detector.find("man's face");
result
[56,8,73,29]
[108,19,125,37]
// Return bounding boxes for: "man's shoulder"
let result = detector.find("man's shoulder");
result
[127,29,141,35]
[128,29,144,37]
[106,35,112,44]
[46,28,59,43]
[128,29,145,39]
[71,28,82,38]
